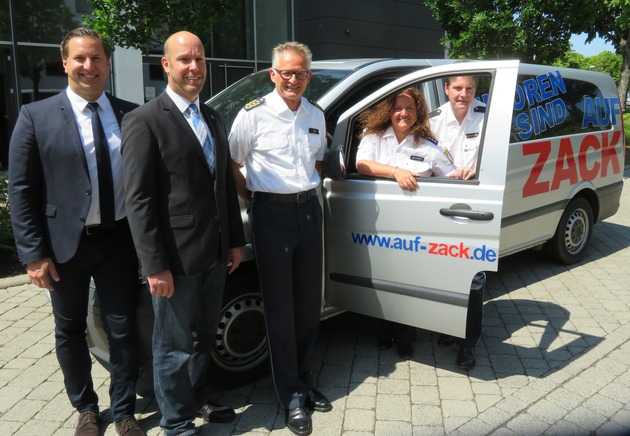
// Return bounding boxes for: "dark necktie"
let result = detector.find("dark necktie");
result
[87,102,115,227]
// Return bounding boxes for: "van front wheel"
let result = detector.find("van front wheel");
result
[549,197,593,264]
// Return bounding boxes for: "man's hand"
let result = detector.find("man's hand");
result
[392,167,418,191]
[26,258,59,290]
[227,247,245,274]
[147,270,175,298]
[448,167,476,180]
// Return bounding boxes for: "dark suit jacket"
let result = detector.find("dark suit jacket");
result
[8,92,138,265]
[121,92,245,277]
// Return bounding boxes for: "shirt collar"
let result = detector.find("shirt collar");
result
[382,126,396,139]
[444,99,485,125]
[267,89,305,116]
[66,87,109,113]
[166,85,200,114]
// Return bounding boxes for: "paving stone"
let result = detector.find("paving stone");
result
[563,405,608,430]
[377,378,409,395]
[441,400,476,418]
[310,411,344,436]
[0,385,31,413]
[583,393,623,417]
[410,386,439,405]
[437,377,473,400]
[411,405,442,426]
[443,416,470,433]
[506,412,550,434]
[345,395,375,410]
[471,381,501,395]
[343,409,375,432]
[597,419,630,436]
[374,420,412,436]
[412,425,445,436]
[14,419,60,435]
[375,394,410,421]
[544,418,584,435]
[475,394,501,412]
[235,404,277,433]
[410,367,438,386]
[348,383,376,397]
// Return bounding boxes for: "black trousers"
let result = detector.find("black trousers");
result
[251,193,322,408]
[49,219,139,421]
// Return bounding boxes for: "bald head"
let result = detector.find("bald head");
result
[161,31,207,101]
[163,31,204,57]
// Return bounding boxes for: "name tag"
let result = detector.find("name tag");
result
[309,128,319,134]
[410,155,424,162]
[466,132,479,139]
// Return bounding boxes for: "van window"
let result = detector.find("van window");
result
[346,72,492,181]
[509,72,615,143]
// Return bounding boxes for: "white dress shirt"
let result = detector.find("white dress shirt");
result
[429,99,486,170]
[356,127,454,177]
[165,86,214,149]
[66,87,125,226]
[229,90,327,194]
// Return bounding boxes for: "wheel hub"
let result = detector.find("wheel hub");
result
[212,293,268,372]
[563,207,589,255]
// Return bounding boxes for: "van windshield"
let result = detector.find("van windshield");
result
[206,69,352,129]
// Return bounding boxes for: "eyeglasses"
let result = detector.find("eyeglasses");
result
[273,69,310,81]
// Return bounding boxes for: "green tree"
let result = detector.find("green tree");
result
[572,0,629,102]
[423,0,579,64]
[85,0,235,52]
[554,50,622,83]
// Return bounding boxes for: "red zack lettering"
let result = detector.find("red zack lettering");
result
[601,131,621,177]
[522,140,551,197]
[550,137,578,190]
[578,134,600,181]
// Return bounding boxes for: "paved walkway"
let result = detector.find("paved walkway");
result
[2,175,630,435]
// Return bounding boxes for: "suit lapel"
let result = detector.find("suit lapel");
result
[106,94,126,127]
[159,93,213,174]
[59,92,90,177]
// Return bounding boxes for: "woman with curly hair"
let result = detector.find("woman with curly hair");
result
[355,87,456,191]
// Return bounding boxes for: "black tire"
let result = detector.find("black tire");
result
[549,197,594,264]
[206,264,269,388]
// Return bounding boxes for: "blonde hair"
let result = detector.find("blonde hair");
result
[272,41,312,69]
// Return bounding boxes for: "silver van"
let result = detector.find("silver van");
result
[88,59,625,390]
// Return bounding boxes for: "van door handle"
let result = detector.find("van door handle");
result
[440,204,494,221]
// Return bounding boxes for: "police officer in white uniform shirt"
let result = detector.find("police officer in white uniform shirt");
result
[229,41,331,436]
[429,75,487,370]
[429,75,486,180]
[356,86,456,194]
[356,127,454,178]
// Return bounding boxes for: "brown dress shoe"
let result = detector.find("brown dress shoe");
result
[115,416,146,436]
[75,411,99,436]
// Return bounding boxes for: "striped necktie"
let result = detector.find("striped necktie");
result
[186,103,215,172]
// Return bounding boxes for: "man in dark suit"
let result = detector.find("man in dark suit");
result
[121,31,245,436]
[8,28,144,436]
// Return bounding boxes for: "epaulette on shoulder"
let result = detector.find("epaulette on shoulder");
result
[306,98,324,113]
[428,108,441,118]
[244,97,264,111]
[474,105,486,113]
[425,136,438,145]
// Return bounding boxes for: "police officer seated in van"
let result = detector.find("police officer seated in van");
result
[355,86,455,191]
[429,75,485,181]
[355,86,455,357]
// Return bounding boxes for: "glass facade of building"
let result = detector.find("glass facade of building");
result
[0,0,293,168]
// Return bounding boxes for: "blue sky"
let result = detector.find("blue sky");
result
[571,33,615,56]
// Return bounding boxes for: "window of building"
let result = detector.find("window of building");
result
[1,0,10,41]
[14,0,81,43]
[255,0,291,61]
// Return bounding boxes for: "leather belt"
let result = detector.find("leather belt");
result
[254,188,317,204]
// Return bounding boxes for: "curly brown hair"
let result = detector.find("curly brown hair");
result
[358,87,435,142]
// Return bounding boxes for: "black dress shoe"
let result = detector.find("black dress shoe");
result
[198,402,236,423]
[456,345,476,370]
[307,388,332,413]
[286,392,312,435]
